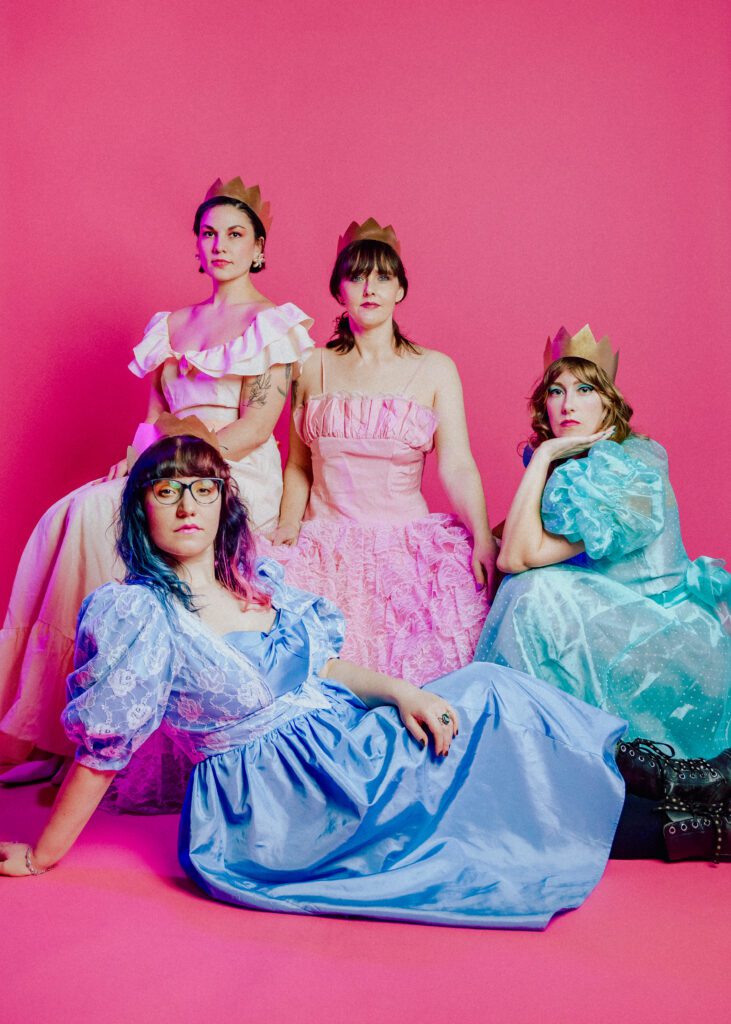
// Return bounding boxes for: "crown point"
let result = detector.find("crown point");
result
[336,217,401,256]
[202,176,272,234]
[544,324,619,381]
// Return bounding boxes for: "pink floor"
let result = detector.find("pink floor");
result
[2,783,729,1024]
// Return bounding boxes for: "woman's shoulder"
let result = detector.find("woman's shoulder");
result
[298,346,325,387]
[412,348,460,387]
[79,580,165,624]
[413,346,454,369]
[620,435,668,469]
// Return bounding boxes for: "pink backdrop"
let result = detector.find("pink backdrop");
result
[2,0,729,612]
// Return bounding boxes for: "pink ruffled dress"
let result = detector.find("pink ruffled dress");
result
[263,358,489,685]
[0,303,314,811]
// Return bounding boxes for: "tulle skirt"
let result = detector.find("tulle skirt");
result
[475,564,731,758]
[260,513,490,686]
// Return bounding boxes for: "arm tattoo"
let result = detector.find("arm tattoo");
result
[244,371,272,408]
[277,363,293,398]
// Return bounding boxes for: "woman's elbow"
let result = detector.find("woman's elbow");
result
[496,550,529,574]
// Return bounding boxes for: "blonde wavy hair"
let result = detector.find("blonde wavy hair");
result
[528,357,634,449]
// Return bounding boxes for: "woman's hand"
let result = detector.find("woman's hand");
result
[269,521,301,546]
[104,458,129,481]
[0,842,43,877]
[471,534,499,600]
[394,688,460,757]
[539,426,615,464]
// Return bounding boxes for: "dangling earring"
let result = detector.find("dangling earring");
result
[195,254,205,275]
[252,251,265,269]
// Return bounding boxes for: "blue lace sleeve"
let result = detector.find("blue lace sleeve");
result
[62,583,174,770]
[541,440,665,561]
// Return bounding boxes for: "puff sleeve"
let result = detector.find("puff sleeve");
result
[254,557,346,667]
[541,440,665,561]
[62,583,175,770]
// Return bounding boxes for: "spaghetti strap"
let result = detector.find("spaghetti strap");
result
[401,352,427,397]
[320,348,328,394]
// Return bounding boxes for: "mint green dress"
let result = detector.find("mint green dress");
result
[475,438,730,758]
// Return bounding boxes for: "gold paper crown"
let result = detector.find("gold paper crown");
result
[543,324,619,382]
[336,217,401,256]
[203,176,272,234]
[126,414,224,471]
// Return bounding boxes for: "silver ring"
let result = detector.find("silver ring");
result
[440,712,451,726]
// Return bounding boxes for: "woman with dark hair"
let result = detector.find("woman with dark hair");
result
[475,326,731,761]
[3,435,727,899]
[0,177,314,811]
[0,434,648,913]
[265,219,497,685]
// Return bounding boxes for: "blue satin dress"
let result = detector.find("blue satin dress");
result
[475,438,731,758]
[63,559,625,930]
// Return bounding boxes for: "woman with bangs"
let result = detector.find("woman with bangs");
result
[4,432,729,892]
[475,326,731,762]
[265,219,497,686]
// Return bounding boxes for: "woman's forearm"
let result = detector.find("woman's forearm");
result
[497,449,552,571]
[498,449,582,572]
[32,762,116,869]
[321,659,412,708]
[218,365,291,461]
[216,417,278,461]
[277,459,312,529]
[439,459,494,545]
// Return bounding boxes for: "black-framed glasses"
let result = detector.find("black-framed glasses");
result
[146,478,224,506]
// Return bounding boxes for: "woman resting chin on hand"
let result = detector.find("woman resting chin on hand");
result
[475,326,731,763]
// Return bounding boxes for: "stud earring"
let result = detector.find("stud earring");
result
[252,252,265,269]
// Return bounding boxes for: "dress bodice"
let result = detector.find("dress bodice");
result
[225,609,311,699]
[128,304,314,426]
[295,393,438,525]
[62,560,346,768]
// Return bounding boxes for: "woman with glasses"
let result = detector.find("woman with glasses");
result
[0,433,633,922]
[0,177,314,812]
[4,434,726,905]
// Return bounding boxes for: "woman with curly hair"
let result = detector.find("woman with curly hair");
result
[475,326,730,761]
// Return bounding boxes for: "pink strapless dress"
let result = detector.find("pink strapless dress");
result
[262,393,489,685]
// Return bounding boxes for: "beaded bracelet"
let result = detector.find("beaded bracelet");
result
[25,846,47,875]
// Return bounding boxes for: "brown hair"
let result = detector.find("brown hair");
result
[528,357,634,449]
[327,239,419,354]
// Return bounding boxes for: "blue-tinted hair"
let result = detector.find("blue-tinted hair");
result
[118,436,269,613]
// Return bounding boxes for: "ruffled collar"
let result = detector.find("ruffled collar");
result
[129,302,314,379]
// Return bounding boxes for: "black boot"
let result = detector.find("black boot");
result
[663,801,731,862]
[616,738,731,804]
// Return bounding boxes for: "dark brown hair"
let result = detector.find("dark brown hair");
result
[193,197,266,273]
[327,239,418,354]
[119,436,270,612]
